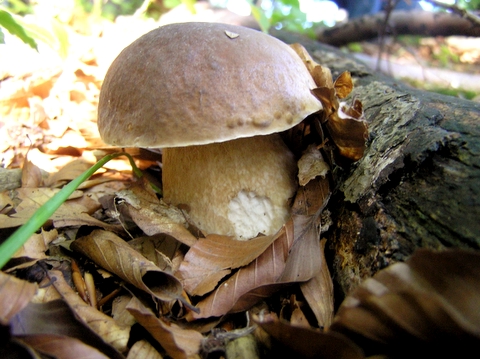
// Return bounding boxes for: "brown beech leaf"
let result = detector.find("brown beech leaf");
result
[334,71,353,99]
[188,224,293,319]
[277,214,323,283]
[0,272,37,325]
[311,87,338,121]
[189,213,325,319]
[291,176,331,217]
[10,299,125,359]
[289,43,333,88]
[71,229,183,301]
[21,159,44,188]
[48,270,130,353]
[127,296,203,359]
[330,249,480,358]
[297,144,330,187]
[300,239,334,329]
[116,180,197,247]
[44,158,92,187]
[127,339,163,359]
[289,43,317,74]
[0,188,117,231]
[312,64,334,89]
[178,233,277,296]
[324,99,368,161]
[11,228,57,262]
[254,312,364,359]
[16,334,110,359]
[128,233,181,272]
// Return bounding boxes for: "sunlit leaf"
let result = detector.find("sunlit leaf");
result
[0,9,37,50]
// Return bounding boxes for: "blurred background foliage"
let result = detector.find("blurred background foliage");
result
[0,0,479,99]
[1,0,479,46]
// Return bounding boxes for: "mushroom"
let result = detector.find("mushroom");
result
[98,22,321,240]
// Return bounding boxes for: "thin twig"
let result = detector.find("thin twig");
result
[426,0,480,26]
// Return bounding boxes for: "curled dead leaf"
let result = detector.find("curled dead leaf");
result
[330,249,480,358]
[127,296,203,359]
[254,312,364,359]
[9,298,125,359]
[333,71,353,99]
[300,239,334,329]
[289,43,334,88]
[71,229,183,302]
[327,99,368,161]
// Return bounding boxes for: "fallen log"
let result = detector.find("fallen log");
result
[316,10,480,46]
[274,30,480,299]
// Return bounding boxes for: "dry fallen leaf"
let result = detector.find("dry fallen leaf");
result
[116,180,197,247]
[311,85,368,162]
[178,233,278,296]
[254,312,364,359]
[9,298,125,359]
[297,144,330,187]
[48,270,130,353]
[71,229,183,302]
[15,333,110,359]
[289,43,334,88]
[300,239,334,329]
[127,339,164,359]
[333,71,353,99]
[189,213,326,319]
[12,228,58,262]
[127,296,203,359]
[0,271,37,325]
[21,159,44,188]
[330,249,480,357]
[0,183,123,235]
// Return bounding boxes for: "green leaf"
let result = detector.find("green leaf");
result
[180,0,197,14]
[250,4,271,33]
[0,9,37,50]
[13,16,70,59]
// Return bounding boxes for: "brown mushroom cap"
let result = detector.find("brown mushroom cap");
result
[97,22,321,147]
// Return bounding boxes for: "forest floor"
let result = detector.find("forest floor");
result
[1,8,479,358]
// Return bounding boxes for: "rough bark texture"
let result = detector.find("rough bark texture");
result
[316,10,480,46]
[273,31,480,301]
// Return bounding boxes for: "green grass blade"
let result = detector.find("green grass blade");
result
[0,152,153,269]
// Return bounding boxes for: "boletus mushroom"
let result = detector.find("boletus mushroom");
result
[98,22,322,240]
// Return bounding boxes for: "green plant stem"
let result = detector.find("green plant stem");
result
[0,152,156,269]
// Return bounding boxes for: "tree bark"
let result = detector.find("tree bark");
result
[316,10,480,46]
[273,31,480,300]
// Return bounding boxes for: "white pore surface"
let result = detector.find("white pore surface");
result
[228,190,278,241]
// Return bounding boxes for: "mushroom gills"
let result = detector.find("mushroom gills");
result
[162,133,297,240]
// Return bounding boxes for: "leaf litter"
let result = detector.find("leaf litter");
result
[1,11,478,359]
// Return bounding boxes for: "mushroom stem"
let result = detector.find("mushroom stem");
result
[162,134,297,240]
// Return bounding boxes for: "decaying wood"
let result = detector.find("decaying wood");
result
[316,10,480,46]
[274,31,480,299]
